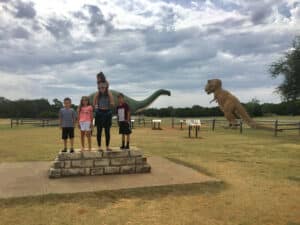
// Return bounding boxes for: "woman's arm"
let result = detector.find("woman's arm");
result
[108,91,114,107]
[93,92,99,108]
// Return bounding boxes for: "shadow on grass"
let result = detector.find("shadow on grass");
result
[287,176,300,182]
[287,222,300,225]
[0,182,225,208]
[166,157,215,177]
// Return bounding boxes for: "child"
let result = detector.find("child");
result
[78,96,93,151]
[59,97,77,153]
[116,93,132,150]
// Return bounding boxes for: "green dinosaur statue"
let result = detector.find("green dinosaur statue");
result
[90,89,171,113]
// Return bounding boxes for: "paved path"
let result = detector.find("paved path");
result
[0,157,220,198]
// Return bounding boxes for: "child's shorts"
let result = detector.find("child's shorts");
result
[119,121,132,135]
[80,121,91,131]
[62,127,74,139]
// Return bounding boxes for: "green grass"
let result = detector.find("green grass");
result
[0,118,299,225]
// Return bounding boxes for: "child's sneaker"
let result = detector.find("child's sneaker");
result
[120,145,125,150]
[70,148,75,153]
[61,148,67,153]
[125,145,130,150]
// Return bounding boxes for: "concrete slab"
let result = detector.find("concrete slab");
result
[0,157,220,198]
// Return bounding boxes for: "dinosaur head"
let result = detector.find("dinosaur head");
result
[158,89,171,96]
[205,79,222,94]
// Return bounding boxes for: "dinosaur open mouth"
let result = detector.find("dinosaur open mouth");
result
[205,88,212,94]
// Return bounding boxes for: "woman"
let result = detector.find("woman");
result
[94,74,114,151]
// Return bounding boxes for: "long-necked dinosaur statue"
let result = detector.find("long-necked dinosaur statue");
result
[90,89,171,113]
[205,79,273,130]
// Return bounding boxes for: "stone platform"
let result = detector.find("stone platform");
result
[0,157,221,198]
[49,148,151,178]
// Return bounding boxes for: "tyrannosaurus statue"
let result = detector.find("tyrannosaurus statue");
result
[205,79,272,130]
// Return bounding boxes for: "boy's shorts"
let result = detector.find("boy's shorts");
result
[119,121,132,135]
[80,121,91,131]
[62,127,74,139]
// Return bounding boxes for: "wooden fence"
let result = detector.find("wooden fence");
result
[9,117,300,137]
[171,118,300,136]
[10,118,59,128]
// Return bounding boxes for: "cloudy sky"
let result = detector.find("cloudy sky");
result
[0,0,299,108]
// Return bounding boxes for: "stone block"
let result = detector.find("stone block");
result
[64,160,71,168]
[61,168,85,176]
[94,158,110,167]
[136,164,151,173]
[82,151,102,159]
[91,167,104,175]
[135,157,147,165]
[104,166,120,174]
[52,160,64,169]
[129,150,143,157]
[110,157,135,166]
[58,152,82,160]
[85,168,91,176]
[48,168,61,178]
[71,160,93,168]
[103,151,129,158]
[49,148,150,178]
[120,165,136,174]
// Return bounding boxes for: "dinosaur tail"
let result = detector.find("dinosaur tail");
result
[235,103,274,131]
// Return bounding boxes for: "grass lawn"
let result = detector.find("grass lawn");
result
[0,119,299,225]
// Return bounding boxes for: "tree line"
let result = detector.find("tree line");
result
[0,97,299,118]
[143,99,300,118]
[0,97,75,118]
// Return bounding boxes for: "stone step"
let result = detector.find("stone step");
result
[49,148,150,178]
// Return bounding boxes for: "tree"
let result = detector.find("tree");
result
[245,98,262,117]
[51,98,63,112]
[269,36,300,101]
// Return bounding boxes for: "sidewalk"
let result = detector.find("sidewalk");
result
[0,156,220,198]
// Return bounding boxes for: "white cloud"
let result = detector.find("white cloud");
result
[0,0,298,107]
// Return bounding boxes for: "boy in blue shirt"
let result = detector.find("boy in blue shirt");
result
[59,97,77,153]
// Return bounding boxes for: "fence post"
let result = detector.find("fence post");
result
[274,120,278,137]
[131,121,134,129]
[239,120,243,134]
[10,119,13,128]
[298,122,300,136]
[172,117,174,128]
[212,119,216,131]
[180,121,183,130]
[188,125,191,138]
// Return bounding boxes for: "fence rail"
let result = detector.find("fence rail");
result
[170,118,300,136]
[10,118,59,128]
[9,117,300,137]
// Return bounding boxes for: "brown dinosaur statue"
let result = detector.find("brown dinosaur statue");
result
[205,79,273,130]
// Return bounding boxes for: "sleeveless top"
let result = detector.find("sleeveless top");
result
[98,92,110,109]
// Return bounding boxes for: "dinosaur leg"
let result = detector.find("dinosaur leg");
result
[224,111,239,128]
